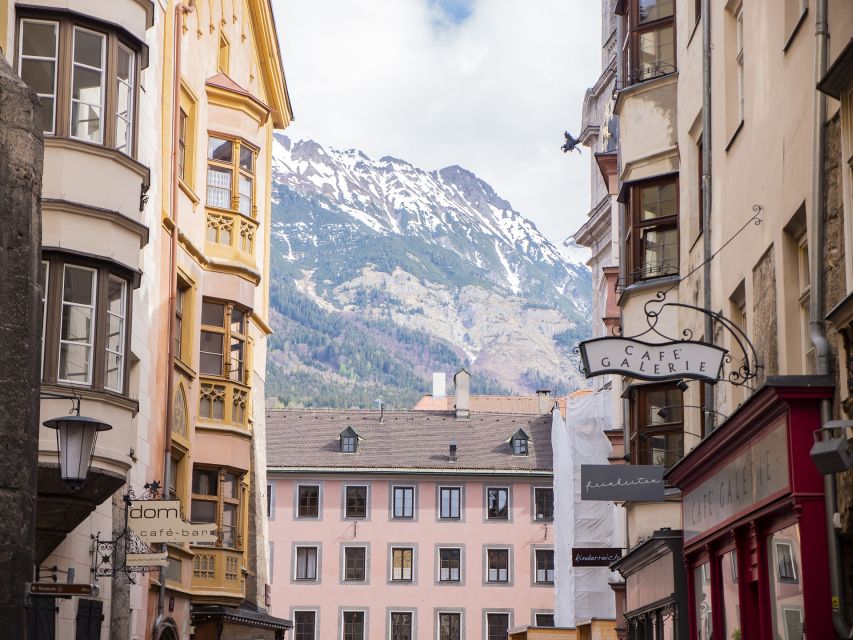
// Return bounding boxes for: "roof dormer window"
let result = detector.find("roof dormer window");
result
[340,426,359,453]
[510,428,530,456]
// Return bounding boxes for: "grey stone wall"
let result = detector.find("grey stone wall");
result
[0,53,43,636]
[752,247,778,386]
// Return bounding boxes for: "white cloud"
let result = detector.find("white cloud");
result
[271,0,601,246]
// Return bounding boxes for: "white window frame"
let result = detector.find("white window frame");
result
[70,26,106,144]
[439,486,460,519]
[392,486,414,519]
[294,545,318,581]
[735,6,745,122]
[58,264,97,385]
[114,42,135,154]
[293,610,317,640]
[104,275,127,392]
[438,547,461,582]
[18,19,59,135]
[535,549,555,584]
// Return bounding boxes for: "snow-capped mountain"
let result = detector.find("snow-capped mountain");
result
[265,136,592,408]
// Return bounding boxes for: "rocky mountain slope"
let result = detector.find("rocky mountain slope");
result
[265,135,591,408]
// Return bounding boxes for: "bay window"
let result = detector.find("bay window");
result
[626,176,679,283]
[191,466,243,548]
[42,254,133,395]
[629,382,684,467]
[623,0,676,85]
[17,15,140,153]
[206,134,257,217]
[199,299,248,383]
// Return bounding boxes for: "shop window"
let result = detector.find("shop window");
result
[392,486,414,518]
[294,546,318,580]
[199,299,248,383]
[439,548,461,582]
[293,611,316,640]
[694,562,713,640]
[17,16,139,153]
[391,547,413,582]
[486,613,510,640]
[206,134,256,217]
[487,487,509,520]
[342,611,365,640]
[345,485,367,518]
[344,546,366,581]
[534,487,554,521]
[486,548,509,583]
[42,255,133,394]
[630,382,684,467]
[439,487,461,519]
[190,466,242,548]
[535,549,555,584]
[722,549,741,640]
[626,176,679,283]
[438,612,461,640]
[624,0,675,85]
[768,524,804,638]
[390,612,412,640]
[298,485,319,518]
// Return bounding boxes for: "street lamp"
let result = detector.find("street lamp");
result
[42,401,112,490]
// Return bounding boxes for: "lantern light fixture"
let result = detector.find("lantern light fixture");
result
[42,399,112,490]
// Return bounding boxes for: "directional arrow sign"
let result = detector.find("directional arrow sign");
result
[29,583,97,596]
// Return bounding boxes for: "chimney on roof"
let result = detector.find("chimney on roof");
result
[536,389,552,415]
[454,369,470,419]
[433,372,447,398]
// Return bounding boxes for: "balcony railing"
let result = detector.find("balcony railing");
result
[205,209,258,261]
[190,547,244,597]
[198,377,251,429]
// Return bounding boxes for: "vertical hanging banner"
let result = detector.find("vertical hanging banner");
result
[578,337,726,383]
[580,464,665,501]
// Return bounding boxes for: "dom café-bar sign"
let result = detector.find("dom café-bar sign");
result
[579,337,726,383]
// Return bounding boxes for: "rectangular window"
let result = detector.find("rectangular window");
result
[534,487,554,521]
[439,548,461,582]
[168,453,179,500]
[627,177,679,282]
[298,486,320,518]
[70,27,105,143]
[343,612,365,640]
[736,7,744,122]
[207,136,233,209]
[390,612,412,640]
[104,276,126,392]
[114,43,134,153]
[487,488,509,520]
[628,0,675,84]
[294,611,316,640]
[190,467,242,548]
[175,279,189,361]
[58,264,96,384]
[535,614,555,627]
[535,550,555,584]
[238,145,254,216]
[341,434,356,453]
[391,548,413,582]
[439,613,461,640]
[487,549,509,583]
[41,261,49,378]
[487,613,510,640]
[199,300,247,383]
[18,19,58,134]
[697,136,704,236]
[392,486,414,518]
[344,547,366,581]
[178,109,188,181]
[345,486,367,518]
[630,382,684,467]
[439,487,460,519]
[295,546,318,580]
[797,233,815,373]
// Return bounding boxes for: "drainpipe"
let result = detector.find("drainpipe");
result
[701,0,714,432]
[808,0,851,636]
[154,2,195,637]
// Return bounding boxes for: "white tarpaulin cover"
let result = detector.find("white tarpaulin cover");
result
[552,389,623,627]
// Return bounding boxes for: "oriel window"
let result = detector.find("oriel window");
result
[206,134,256,216]
[190,466,243,549]
[626,176,679,283]
[199,299,248,384]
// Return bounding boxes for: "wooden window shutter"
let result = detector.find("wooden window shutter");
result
[28,597,56,640]
[75,599,104,640]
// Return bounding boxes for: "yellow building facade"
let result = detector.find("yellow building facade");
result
[0,0,291,637]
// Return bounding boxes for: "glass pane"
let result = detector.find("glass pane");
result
[115,119,130,152]
[647,387,682,424]
[240,146,253,172]
[222,503,237,546]
[107,278,125,316]
[20,59,55,94]
[229,338,244,381]
[117,45,133,82]
[695,563,713,640]
[641,226,678,278]
[768,524,804,640]
[640,181,677,220]
[21,21,57,57]
[192,469,218,495]
[648,431,684,467]
[73,29,104,68]
[60,305,93,341]
[72,66,102,102]
[638,0,674,23]
[39,97,55,133]
[231,308,245,333]
[222,473,238,499]
[207,166,232,208]
[208,137,233,162]
[190,500,215,523]
[238,175,252,215]
[59,343,91,382]
[105,352,122,391]
[202,301,225,326]
[638,24,675,80]
[722,550,741,640]
[63,266,94,304]
[71,102,102,142]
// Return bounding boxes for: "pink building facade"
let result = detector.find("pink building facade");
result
[265,385,556,639]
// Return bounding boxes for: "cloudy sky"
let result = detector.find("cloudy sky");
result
[271,0,602,247]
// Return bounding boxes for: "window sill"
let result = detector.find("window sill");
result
[725,120,745,152]
[783,8,808,53]
[618,274,681,306]
[40,382,139,416]
[616,71,678,106]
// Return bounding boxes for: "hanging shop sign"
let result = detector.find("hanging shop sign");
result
[578,337,727,383]
[126,552,169,568]
[581,464,665,502]
[571,547,623,567]
[682,417,789,543]
[127,500,217,544]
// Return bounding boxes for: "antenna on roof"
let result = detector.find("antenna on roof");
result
[374,398,384,422]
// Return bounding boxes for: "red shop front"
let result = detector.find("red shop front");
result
[666,377,833,640]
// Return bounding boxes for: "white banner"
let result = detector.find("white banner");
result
[127,500,218,544]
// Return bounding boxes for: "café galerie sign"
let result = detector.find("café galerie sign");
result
[128,500,217,544]
[578,337,727,383]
